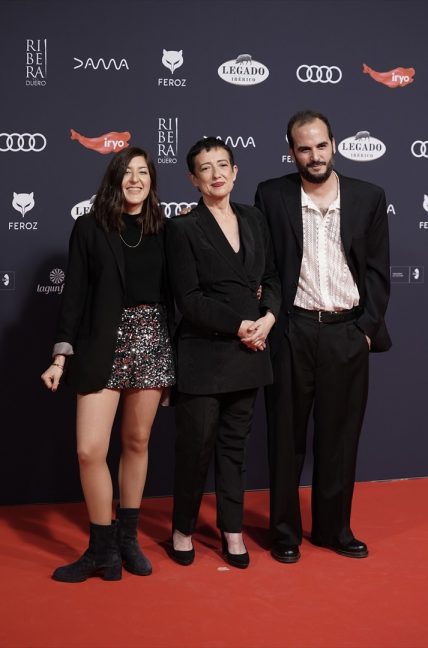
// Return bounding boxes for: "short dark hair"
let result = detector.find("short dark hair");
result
[92,146,162,234]
[287,110,334,149]
[186,137,235,174]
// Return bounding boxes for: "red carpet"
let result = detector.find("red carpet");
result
[0,479,427,648]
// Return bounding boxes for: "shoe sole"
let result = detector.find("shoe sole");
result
[271,551,301,564]
[311,540,368,558]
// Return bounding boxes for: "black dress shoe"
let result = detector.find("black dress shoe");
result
[310,537,368,558]
[221,532,249,569]
[169,541,195,566]
[271,543,301,563]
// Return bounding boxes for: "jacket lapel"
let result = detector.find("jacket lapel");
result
[105,230,126,288]
[196,199,250,284]
[338,174,357,259]
[281,176,303,254]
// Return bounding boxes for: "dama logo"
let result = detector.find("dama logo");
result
[363,64,415,88]
[203,135,256,149]
[73,57,129,71]
[70,129,131,154]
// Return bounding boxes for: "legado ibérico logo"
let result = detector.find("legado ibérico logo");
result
[70,129,131,154]
[363,63,415,88]
[218,53,269,86]
[338,130,386,161]
[71,195,96,219]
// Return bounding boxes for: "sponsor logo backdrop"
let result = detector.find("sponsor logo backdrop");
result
[0,1,426,504]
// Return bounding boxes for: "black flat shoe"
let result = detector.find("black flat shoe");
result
[271,542,301,564]
[221,532,249,569]
[310,537,368,558]
[169,540,195,566]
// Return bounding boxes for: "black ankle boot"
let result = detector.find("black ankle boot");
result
[116,506,152,576]
[52,522,122,583]
[221,531,250,569]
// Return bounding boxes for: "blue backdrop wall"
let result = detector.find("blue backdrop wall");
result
[0,0,427,505]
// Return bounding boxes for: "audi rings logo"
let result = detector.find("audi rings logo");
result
[0,133,47,152]
[411,141,428,158]
[161,202,197,218]
[296,65,342,84]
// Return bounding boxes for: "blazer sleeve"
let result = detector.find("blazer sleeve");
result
[165,218,243,335]
[53,216,91,355]
[256,209,281,318]
[356,188,390,340]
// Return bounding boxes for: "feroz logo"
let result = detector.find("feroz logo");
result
[71,129,131,154]
[411,141,428,158]
[338,131,386,161]
[0,271,15,291]
[9,192,38,230]
[26,39,47,86]
[12,192,35,217]
[161,202,197,218]
[296,65,342,84]
[73,57,129,71]
[203,135,256,148]
[218,54,269,86]
[37,268,65,295]
[158,50,186,87]
[71,195,96,220]
[158,118,178,164]
[363,64,415,88]
[0,133,47,152]
[390,266,424,283]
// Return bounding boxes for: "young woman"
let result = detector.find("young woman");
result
[41,147,175,582]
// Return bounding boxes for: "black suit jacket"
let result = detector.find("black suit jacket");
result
[255,172,391,354]
[55,213,172,393]
[165,200,282,394]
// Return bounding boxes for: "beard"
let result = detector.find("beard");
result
[296,156,334,184]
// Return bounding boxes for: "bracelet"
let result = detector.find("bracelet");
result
[52,363,64,370]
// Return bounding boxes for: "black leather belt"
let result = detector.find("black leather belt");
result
[292,306,361,324]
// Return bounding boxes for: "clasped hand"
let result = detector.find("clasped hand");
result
[237,312,276,352]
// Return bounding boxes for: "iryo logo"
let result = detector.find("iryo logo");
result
[362,63,415,88]
[70,129,131,154]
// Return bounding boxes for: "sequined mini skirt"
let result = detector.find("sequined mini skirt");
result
[106,303,175,390]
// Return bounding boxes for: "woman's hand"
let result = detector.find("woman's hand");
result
[241,312,275,351]
[41,357,65,392]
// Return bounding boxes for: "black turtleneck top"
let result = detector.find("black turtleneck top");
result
[120,213,164,307]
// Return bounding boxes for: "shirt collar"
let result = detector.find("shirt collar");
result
[301,171,340,212]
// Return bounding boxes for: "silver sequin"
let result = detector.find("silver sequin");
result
[106,303,175,390]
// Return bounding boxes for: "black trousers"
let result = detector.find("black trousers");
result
[173,388,258,535]
[266,312,369,547]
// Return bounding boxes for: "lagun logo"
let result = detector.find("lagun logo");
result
[363,63,415,88]
[70,129,131,154]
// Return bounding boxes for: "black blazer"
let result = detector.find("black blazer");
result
[165,200,282,394]
[255,172,392,354]
[55,213,172,393]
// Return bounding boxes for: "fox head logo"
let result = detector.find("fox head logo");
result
[162,50,183,74]
[12,192,35,217]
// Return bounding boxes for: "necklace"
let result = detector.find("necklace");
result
[119,221,144,248]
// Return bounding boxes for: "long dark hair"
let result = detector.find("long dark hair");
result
[91,146,163,234]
